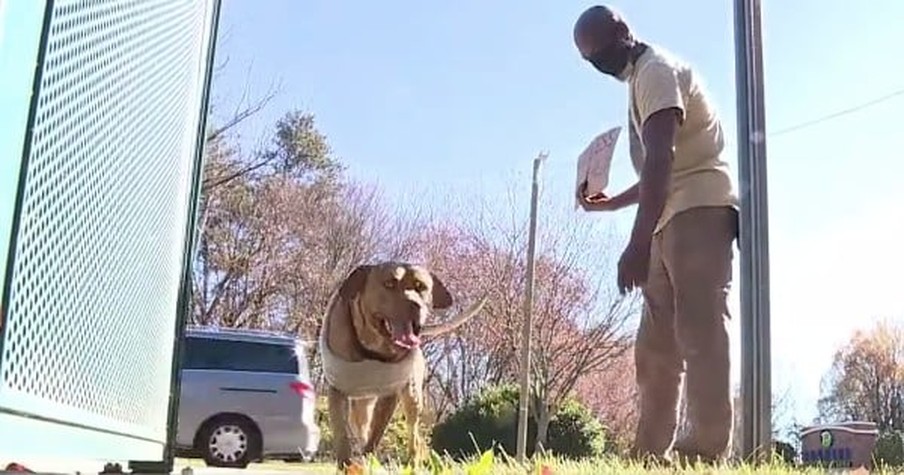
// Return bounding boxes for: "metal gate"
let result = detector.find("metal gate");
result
[0,0,220,470]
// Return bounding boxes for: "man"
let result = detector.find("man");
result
[573,5,739,464]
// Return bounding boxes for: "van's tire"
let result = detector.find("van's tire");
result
[197,414,261,469]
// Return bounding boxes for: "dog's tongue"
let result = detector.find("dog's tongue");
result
[389,321,421,349]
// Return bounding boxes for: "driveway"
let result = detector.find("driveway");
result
[186,469,328,475]
[175,460,333,475]
[1,459,333,474]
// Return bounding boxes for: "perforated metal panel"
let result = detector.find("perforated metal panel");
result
[0,0,217,460]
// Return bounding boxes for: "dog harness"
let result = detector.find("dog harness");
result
[319,330,425,398]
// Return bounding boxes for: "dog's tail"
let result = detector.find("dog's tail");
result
[421,296,489,338]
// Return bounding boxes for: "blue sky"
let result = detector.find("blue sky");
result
[211,0,904,429]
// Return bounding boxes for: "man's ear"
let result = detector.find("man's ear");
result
[338,265,372,300]
[430,273,453,310]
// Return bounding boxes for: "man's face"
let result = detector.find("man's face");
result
[575,32,598,59]
[574,27,632,80]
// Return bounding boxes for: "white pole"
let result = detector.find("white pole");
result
[516,151,548,463]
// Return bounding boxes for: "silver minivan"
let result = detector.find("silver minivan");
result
[174,326,320,468]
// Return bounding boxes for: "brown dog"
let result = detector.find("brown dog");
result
[319,262,486,470]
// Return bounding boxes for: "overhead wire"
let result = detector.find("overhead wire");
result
[769,87,904,137]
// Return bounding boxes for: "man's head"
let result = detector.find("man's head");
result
[573,5,638,81]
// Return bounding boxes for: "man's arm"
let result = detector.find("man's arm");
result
[628,116,644,173]
[629,109,680,245]
[612,182,640,209]
[627,61,686,245]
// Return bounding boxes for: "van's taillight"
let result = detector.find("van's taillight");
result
[290,381,315,399]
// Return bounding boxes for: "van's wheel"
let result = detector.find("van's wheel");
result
[197,415,260,469]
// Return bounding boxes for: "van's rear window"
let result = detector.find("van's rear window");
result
[181,337,299,374]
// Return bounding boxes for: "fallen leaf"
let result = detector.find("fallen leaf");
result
[346,462,365,475]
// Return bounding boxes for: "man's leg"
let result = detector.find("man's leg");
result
[632,234,684,463]
[663,206,737,463]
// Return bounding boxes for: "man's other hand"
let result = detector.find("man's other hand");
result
[617,238,651,294]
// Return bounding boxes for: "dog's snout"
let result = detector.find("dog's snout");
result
[405,299,423,315]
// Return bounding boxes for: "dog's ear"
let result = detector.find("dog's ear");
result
[430,272,453,310]
[339,265,372,300]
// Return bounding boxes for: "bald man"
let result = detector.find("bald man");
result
[573,5,739,465]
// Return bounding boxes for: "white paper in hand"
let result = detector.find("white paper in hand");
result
[575,125,622,209]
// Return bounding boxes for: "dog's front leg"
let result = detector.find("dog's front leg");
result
[363,394,399,455]
[328,385,362,469]
[400,389,423,465]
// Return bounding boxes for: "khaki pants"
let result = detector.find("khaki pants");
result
[632,206,738,463]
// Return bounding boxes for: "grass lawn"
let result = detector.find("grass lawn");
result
[174,455,878,474]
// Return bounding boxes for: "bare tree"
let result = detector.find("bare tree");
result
[817,320,904,432]
[523,200,637,451]
[192,109,384,343]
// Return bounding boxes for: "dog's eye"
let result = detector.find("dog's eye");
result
[413,281,427,293]
[384,280,397,289]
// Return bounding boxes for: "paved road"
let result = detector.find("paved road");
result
[0,461,332,475]
[185,469,327,475]
[175,463,331,475]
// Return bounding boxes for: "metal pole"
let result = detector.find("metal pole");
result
[733,0,772,463]
[516,151,547,463]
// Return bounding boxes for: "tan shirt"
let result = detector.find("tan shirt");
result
[628,45,738,234]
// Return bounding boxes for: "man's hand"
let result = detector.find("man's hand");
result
[577,182,639,212]
[617,238,651,295]
[578,196,617,212]
[576,183,616,212]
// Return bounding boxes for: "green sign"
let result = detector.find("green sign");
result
[820,430,834,448]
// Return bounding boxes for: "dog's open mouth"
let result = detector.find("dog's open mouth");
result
[378,316,422,349]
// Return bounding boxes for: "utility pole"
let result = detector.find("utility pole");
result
[516,151,548,463]
[734,0,772,462]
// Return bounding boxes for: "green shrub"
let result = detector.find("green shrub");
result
[372,409,431,461]
[430,384,607,460]
[874,431,904,468]
[543,398,607,458]
[314,397,333,461]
